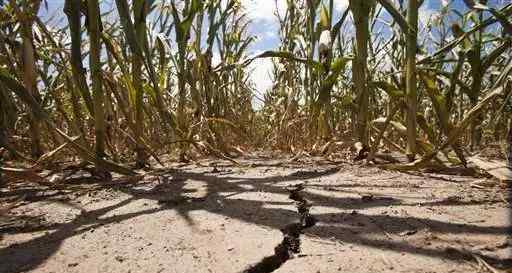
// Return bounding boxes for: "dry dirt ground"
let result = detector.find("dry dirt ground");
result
[1,156,511,273]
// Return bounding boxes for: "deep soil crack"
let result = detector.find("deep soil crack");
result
[241,184,317,273]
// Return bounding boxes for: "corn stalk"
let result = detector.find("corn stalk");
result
[349,0,375,147]
[133,0,148,168]
[86,0,106,160]
[405,0,418,161]
[171,0,203,161]
[13,1,43,158]
[63,0,95,116]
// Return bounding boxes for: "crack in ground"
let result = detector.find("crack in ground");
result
[241,184,317,273]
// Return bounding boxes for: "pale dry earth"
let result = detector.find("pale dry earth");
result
[1,156,511,273]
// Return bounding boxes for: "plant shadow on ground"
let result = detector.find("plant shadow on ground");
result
[0,161,511,273]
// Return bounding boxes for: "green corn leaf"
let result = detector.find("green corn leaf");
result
[373,81,405,98]
[320,3,330,30]
[420,71,467,165]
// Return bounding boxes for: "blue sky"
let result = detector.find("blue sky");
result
[38,0,504,94]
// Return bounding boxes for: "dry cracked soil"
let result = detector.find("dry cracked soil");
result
[1,156,511,273]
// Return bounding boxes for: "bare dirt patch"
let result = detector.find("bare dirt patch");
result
[1,156,511,273]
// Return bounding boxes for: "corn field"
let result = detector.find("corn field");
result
[0,0,511,174]
[2,1,512,272]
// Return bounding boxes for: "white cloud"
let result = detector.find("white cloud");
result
[239,0,350,104]
[248,53,275,98]
[242,0,349,20]
[418,0,448,26]
[241,0,287,23]
[239,0,283,101]
[263,30,277,39]
[418,5,438,26]
[211,49,273,108]
[212,52,221,66]
[334,0,349,12]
